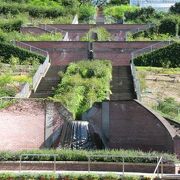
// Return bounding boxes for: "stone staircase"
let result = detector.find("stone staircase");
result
[110,66,136,100]
[30,66,66,98]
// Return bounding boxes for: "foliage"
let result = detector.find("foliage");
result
[0,172,150,180]
[155,98,180,123]
[159,15,180,36]
[125,7,162,23]
[0,42,44,64]
[108,0,129,5]
[170,2,180,14]
[78,3,96,21]
[0,19,22,32]
[0,2,66,18]
[1,30,63,42]
[51,60,112,118]
[137,67,180,75]
[81,27,111,41]
[104,5,138,19]
[134,43,180,68]
[0,149,177,163]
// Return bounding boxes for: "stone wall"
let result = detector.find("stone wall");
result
[85,100,178,153]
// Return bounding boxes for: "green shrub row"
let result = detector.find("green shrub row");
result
[0,173,149,180]
[0,3,65,18]
[134,43,180,68]
[125,7,162,23]
[0,42,44,64]
[0,19,22,32]
[0,149,177,163]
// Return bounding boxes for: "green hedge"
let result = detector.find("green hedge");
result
[0,20,22,32]
[0,149,177,163]
[0,3,65,18]
[0,42,44,64]
[134,43,180,68]
[0,173,149,180]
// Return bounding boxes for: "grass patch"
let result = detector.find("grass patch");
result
[137,66,180,75]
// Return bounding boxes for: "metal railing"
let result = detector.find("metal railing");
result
[19,154,58,172]
[130,41,173,101]
[152,157,164,180]
[132,41,172,59]
[125,24,155,41]
[87,155,164,177]
[12,41,50,94]
[18,153,166,177]
[12,41,48,57]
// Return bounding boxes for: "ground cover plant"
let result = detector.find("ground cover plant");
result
[0,149,178,163]
[50,60,112,118]
[81,27,111,41]
[155,98,180,123]
[0,172,151,180]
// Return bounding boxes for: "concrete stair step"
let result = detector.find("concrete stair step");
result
[110,92,136,100]
[30,91,53,98]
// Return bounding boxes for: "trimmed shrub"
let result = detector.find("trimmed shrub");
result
[0,3,66,18]
[134,43,180,68]
[0,149,177,163]
[125,7,161,23]
[104,5,138,19]
[0,20,23,32]
[0,42,44,64]
[78,3,96,21]
[0,172,151,180]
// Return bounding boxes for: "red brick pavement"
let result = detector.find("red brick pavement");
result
[0,100,45,151]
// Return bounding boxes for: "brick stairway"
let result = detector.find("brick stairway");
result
[110,66,136,100]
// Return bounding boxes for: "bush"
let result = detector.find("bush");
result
[0,20,22,32]
[81,27,111,41]
[125,7,160,23]
[134,43,180,68]
[158,16,180,36]
[78,3,96,21]
[0,172,151,180]
[50,60,112,118]
[0,42,44,64]
[170,2,180,14]
[104,5,138,19]
[0,3,66,18]
[0,149,178,163]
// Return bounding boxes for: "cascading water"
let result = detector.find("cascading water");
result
[57,121,96,149]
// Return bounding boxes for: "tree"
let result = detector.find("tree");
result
[170,2,180,14]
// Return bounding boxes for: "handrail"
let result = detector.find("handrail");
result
[132,41,172,59]
[125,24,155,40]
[12,41,48,57]
[19,154,58,172]
[152,156,163,180]
[12,41,50,93]
[130,41,173,101]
